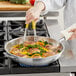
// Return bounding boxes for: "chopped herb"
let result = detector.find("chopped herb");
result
[19,44,23,49]
[27,44,41,48]
[27,45,33,48]
[40,51,46,56]
[26,51,45,56]
[39,53,43,56]
[26,52,40,56]
[38,46,47,53]
[31,51,46,56]
[39,40,42,42]
[21,47,29,52]
[33,44,39,48]
[24,47,29,50]
[44,41,48,45]
[31,52,40,55]
[26,53,31,56]
[43,41,48,46]
[57,50,61,53]
[49,43,53,45]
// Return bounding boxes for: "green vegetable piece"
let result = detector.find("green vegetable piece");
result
[26,53,31,56]
[44,41,48,45]
[38,46,47,53]
[24,47,29,50]
[32,44,38,48]
[27,45,33,48]
[49,43,53,45]
[57,50,61,53]
[31,52,39,55]
[19,44,23,49]
[43,41,48,46]
[39,40,42,42]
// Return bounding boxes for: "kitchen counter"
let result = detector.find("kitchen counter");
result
[0,73,72,76]
[0,1,32,11]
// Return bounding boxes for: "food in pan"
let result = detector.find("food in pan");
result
[10,40,62,58]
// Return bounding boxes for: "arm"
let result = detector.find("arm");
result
[35,0,67,15]
[69,29,76,40]
[26,1,45,24]
[26,0,67,24]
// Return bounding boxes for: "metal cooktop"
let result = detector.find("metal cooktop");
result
[0,20,60,74]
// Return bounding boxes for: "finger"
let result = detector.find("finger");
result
[26,14,39,24]
[69,34,76,40]
[26,15,35,24]
[34,18,39,23]
[26,8,32,15]
[26,17,33,24]
[26,12,32,21]
[26,14,34,24]
[69,36,73,40]
[27,17,38,24]
[69,28,76,32]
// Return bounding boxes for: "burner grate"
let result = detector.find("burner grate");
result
[0,40,5,48]
[8,20,49,40]
[0,51,9,74]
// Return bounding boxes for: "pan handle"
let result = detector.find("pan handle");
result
[4,52,16,59]
[59,37,65,43]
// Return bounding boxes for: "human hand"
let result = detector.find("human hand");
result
[26,2,45,24]
[69,29,76,40]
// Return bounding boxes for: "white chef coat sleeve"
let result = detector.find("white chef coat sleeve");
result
[34,0,66,15]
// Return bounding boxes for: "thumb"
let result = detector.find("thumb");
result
[34,18,39,23]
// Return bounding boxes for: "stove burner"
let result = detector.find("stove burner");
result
[36,20,45,28]
[0,20,60,74]
[8,20,49,40]
[0,22,6,32]
[19,64,48,67]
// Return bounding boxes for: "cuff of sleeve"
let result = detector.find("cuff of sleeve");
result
[34,0,50,15]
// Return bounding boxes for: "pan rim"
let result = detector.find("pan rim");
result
[5,36,64,60]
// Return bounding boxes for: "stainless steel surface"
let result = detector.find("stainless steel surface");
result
[5,36,64,66]
[44,12,59,17]
[0,73,72,76]
[0,11,26,17]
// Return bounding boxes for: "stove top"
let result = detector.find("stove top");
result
[0,20,60,74]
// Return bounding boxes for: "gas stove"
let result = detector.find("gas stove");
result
[0,20,60,74]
